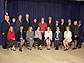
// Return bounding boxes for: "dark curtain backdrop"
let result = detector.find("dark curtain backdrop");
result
[0,0,4,45]
[7,0,81,23]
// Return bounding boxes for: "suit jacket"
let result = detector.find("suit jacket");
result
[16,19,22,32]
[54,24,60,32]
[78,24,83,37]
[1,20,10,35]
[32,22,38,31]
[47,21,54,32]
[26,31,34,41]
[54,31,62,41]
[59,23,66,34]
[72,25,79,37]
[16,30,26,41]
[67,23,73,31]
[22,19,31,31]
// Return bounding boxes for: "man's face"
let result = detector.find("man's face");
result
[6,16,10,21]
[26,14,29,19]
[61,19,64,23]
[49,17,52,21]
[68,19,71,23]
[56,21,59,24]
[19,15,22,20]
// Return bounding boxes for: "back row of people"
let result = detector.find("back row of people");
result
[1,14,83,52]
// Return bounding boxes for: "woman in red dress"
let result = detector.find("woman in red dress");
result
[7,26,17,51]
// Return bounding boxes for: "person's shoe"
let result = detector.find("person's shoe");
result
[47,48,50,50]
[19,48,22,52]
[72,48,77,50]
[78,47,81,49]
[55,48,59,50]
[64,49,68,51]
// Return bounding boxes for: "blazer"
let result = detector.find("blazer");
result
[64,31,72,42]
[54,31,62,41]
[22,19,31,31]
[47,21,54,32]
[26,31,34,40]
[1,20,10,35]
[16,19,22,32]
[72,25,79,37]
[32,22,38,31]
[7,31,15,40]
[35,30,42,39]
[44,31,52,40]
[67,23,73,31]
[78,24,83,37]
[59,23,66,34]
[16,30,26,41]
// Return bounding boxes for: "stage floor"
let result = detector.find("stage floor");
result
[0,44,84,63]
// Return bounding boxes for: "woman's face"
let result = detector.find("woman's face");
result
[74,21,77,25]
[29,27,33,31]
[37,27,40,31]
[34,19,37,23]
[57,27,59,31]
[20,26,23,30]
[10,27,13,31]
[12,18,15,22]
[66,27,69,31]
[47,27,50,31]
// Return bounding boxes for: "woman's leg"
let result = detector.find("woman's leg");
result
[74,40,77,48]
[66,41,69,49]
[63,39,67,49]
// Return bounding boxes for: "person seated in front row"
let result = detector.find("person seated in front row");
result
[16,26,25,52]
[63,26,72,51]
[44,27,52,50]
[7,26,17,51]
[35,27,44,50]
[26,26,34,50]
[54,27,62,50]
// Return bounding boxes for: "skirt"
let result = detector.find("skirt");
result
[7,39,17,47]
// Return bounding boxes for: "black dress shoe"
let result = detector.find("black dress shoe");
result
[64,49,68,51]
[55,48,59,50]
[47,48,50,50]
[78,47,81,49]
[72,48,77,50]
[19,48,22,52]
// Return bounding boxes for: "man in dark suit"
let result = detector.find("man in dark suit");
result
[22,14,31,32]
[1,16,10,49]
[60,19,66,40]
[16,14,23,32]
[54,20,60,32]
[47,17,54,32]
[67,19,73,31]
[77,20,83,48]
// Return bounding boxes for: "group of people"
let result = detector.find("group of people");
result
[1,14,83,52]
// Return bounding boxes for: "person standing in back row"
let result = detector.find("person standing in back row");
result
[16,14,22,32]
[1,16,10,49]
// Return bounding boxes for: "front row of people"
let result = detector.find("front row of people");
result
[7,25,78,52]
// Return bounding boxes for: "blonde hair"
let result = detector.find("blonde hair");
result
[9,26,14,32]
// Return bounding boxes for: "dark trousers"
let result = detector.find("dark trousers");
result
[55,40,60,48]
[2,35,7,49]
[77,37,82,48]
[35,38,44,47]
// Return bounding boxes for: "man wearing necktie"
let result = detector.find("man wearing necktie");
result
[1,16,10,49]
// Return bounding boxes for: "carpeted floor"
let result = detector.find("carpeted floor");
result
[0,44,84,63]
